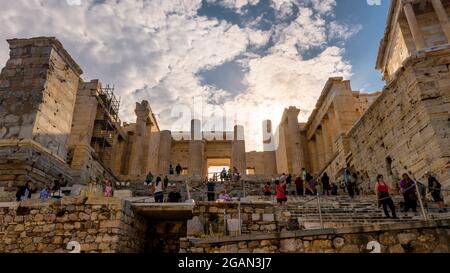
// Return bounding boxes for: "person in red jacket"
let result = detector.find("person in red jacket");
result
[275,180,287,206]
[375,174,398,219]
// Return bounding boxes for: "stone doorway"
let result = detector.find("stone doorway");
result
[206,158,231,180]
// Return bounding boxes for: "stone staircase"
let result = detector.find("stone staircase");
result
[246,195,450,230]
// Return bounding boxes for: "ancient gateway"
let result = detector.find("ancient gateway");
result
[0,0,449,253]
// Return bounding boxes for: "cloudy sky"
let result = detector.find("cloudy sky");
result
[0,0,390,151]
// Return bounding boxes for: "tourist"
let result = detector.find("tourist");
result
[331,182,338,196]
[218,190,231,202]
[227,168,232,181]
[168,187,182,203]
[220,168,227,182]
[305,174,317,195]
[103,179,113,197]
[175,163,182,176]
[51,174,66,199]
[263,182,272,196]
[39,184,50,200]
[301,168,307,193]
[163,175,169,189]
[207,179,216,201]
[375,175,397,219]
[295,175,304,196]
[399,173,417,213]
[426,172,447,213]
[153,176,164,203]
[145,171,154,186]
[275,180,287,206]
[343,167,354,199]
[169,164,174,175]
[16,180,33,201]
[321,173,331,196]
[232,167,240,182]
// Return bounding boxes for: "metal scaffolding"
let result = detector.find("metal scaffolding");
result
[90,84,121,165]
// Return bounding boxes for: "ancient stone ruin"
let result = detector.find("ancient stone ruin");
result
[0,0,449,253]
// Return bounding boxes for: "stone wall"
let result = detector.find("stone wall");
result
[180,220,450,253]
[0,140,73,201]
[0,37,82,161]
[348,47,450,193]
[187,202,295,237]
[0,197,146,253]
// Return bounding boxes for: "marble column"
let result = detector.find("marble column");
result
[111,134,126,176]
[308,139,318,175]
[231,125,246,175]
[431,0,450,43]
[128,101,150,176]
[141,122,153,174]
[286,107,306,173]
[158,130,172,175]
[404,2,426,50]
[327,109,338,150]
[315,129,325,173]
[322,117,334,163]
[189,119,204,177]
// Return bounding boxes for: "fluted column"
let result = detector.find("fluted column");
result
[128,101,150,176]
[189,119,204,177]
[308,139,318,174]
[286,107,306,173]
[404,1,426,50]
[231,125,246,174]
[431,0,450,43]
[315,129,325,173]
[158,131,172,175]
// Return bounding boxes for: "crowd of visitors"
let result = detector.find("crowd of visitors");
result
[259,167,447,216]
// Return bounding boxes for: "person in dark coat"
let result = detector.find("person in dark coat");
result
[16,180,33,201]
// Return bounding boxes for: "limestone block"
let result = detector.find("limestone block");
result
[280,238,303,253]
[397,233,417,244]
[339,244,360,253]
[262,214,274,222]
[113,190,133,199]
[187,216,204,236]
[252,213,260,221]
[389,244,405,253]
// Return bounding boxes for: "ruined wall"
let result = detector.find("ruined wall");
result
[0,197,146,253]
[0,140,72,201]
[187,202,295,238]
[348,48,450,192]
[170,141,189,174]
[245,152,265,174]
[274,125,289,174]
[0,37,82,160]
[180,220,450,253]
[384,18,413,80]
[147,132,161,174]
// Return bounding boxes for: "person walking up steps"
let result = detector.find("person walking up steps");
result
[426,172,447,213]
[153,176,164,203]
[343,167,354,199]
[375,175,398,219]
[400,173,417,213]
[275,180,287,206]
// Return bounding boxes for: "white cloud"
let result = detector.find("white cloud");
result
[0,0,359,151]
[206,0,260,12]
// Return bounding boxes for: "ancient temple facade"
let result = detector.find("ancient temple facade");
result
[274,0,450,193]
[0,0,448,199]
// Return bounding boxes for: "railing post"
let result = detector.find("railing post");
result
[317,192,324,229]
[414,180,428,222]
[238,202,242,236]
